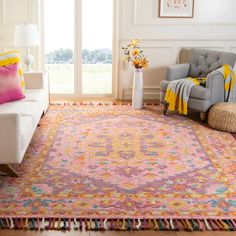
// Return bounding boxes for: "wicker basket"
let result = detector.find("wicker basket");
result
[208,102,236,132]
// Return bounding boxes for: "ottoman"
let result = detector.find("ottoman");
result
[208,102,236,132]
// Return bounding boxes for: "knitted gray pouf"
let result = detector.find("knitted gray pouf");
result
[208,102,236,132]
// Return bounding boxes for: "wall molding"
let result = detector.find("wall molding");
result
[118,38,236,99]
[120,38,236,43]
[123,87,160,100]
[133,0,236,26]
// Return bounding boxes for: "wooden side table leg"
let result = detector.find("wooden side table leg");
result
[0,164,19,177]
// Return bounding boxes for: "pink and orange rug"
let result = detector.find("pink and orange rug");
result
[0,104,236,231]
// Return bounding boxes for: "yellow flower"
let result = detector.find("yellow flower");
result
[131,39,140,47]
[142,58,148,68]
[132,49,140,56]
[133,59,142,68]
[122,39,148,69]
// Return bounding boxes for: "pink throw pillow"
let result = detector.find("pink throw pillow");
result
[0,63,25,105]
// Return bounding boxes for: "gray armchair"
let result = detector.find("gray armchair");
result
[160,48,236,120]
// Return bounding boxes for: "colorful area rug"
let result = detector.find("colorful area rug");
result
[0,104,236,231]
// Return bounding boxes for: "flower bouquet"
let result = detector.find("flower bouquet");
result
[122,39,148,69]
[122,39,148,109]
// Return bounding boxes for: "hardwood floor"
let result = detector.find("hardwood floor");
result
[0,230,236,236]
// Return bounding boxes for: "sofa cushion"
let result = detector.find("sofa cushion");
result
[0,101,41,125]
[190,86,211,100]
[160,80,211,100]
[0,51,25,90]
[23,89,46,110]
[0,63,25,105]
[20,116,34,150]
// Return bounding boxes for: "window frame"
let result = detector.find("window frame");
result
[41,0,119,99]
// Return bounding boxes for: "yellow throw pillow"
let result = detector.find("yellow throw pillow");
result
[0,51,25,92]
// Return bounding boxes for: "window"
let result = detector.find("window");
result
[44,0,115,97]
[44,0,75,94]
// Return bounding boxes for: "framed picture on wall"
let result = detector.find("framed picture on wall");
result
[159,0,194,18]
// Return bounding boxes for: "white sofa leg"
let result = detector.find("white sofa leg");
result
[0,164,19,177]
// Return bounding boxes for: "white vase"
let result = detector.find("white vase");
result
[132,68,143,109]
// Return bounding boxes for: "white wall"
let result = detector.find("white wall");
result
[0,0,41,70]
[1,0,236,99]
[119,0,236,100]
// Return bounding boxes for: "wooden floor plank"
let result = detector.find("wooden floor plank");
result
[0,230,89,236]
[176,231,236,236]
[90,231,176,236]
[1,230,236,236]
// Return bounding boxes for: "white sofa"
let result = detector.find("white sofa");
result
[0,72,49,176]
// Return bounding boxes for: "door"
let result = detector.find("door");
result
[43,0,115,98]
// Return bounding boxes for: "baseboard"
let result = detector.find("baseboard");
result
[123,87,160,100]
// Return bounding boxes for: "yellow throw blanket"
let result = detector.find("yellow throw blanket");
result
[220,64,236,101]
[165,64,235,115]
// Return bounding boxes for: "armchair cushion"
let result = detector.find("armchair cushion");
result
[165,63,190,81]
[187,49,236,78]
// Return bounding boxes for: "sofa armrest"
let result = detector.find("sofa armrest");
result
[165,63,190,81]
[24,72,48,89]
[0,114,21,164]
[206,70,225,104]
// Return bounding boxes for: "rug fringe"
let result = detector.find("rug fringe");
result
[50,102,160,106]
[0,218,235,231]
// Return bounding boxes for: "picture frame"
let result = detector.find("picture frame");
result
[158,0,194,18]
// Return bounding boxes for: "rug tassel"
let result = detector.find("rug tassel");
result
[110,219,114,230]
[204,219,212,231]
[230,220,236,230]
[5,218,10,229]
[73,218,79,230]
[2,218,236,231]
[90,218,94,230]
[224,220,233,231]
[188,219,194,231]
[159,219,165,230]
[79,219,83,230]
[9,218,14,229]
[170,219,175,230]
[219,220,229,230]
[94,218,98,230]
[148,219,153,230]
[197,219,203,231]
[190,219,199,230]
[116,219,120,230]
[136,219,141,230]
[103,218,108,230]
[41,218,45,230]
[24,218,28,230]
[165,219,170,230]
[153,219,159,230]
[56,218,61,230]
[0,219,4,229]
[120,219,126,230]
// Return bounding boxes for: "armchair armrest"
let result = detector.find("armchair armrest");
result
[0,114,20,164]
[206,70,225,104]
[165,63,190,81]
[24,72,48,89]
